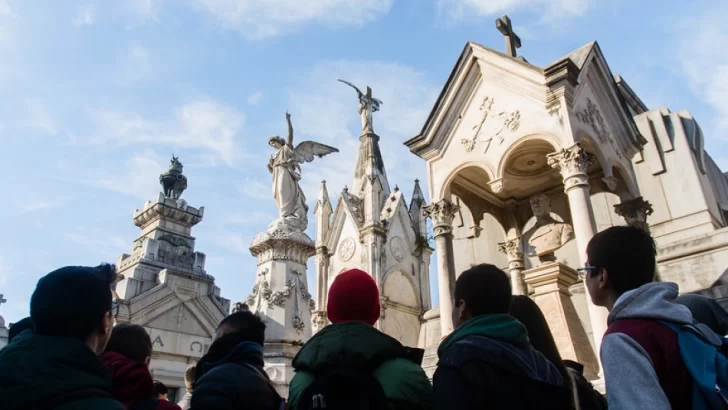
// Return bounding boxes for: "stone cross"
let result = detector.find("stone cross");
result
[0,294,6,307]
[495,15,521,58]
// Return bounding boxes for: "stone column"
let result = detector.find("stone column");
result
[498,238,527,295]
[423,199,460,337]
[547,143,609,354]
[614,196,654,232]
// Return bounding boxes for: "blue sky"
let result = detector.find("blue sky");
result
[0,0,726,324]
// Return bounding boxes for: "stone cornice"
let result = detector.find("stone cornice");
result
[134,196,204,228]
[249,229,316,265]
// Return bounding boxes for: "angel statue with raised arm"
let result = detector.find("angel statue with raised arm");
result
[338,79,383,135]
[267,111,339,232]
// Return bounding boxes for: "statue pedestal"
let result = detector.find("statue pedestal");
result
[244,224,316,398]
[523,262,599,380]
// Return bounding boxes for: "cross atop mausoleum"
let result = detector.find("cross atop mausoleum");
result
[0,294,6,307]
[495,15,521,58]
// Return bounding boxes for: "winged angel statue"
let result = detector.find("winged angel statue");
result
[337,79,382,135]
[267,112,338,232]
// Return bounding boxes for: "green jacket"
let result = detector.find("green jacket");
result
[0,330,125,410]
[288,322,432,410]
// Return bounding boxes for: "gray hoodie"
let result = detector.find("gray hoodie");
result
[601,282,694,410]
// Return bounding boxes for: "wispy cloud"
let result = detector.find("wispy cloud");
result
[75,99,246,166]
[72,5,95,27]
[25,98,59,136]
[287,60,437,202]
[437,0,590,23]
[127,0,162,22]
[19,197,73,213]
[190,0,393,40]
[118,44,154,84]
[239,177,271,201]
[247,91,262,106]
[673,4,728,137]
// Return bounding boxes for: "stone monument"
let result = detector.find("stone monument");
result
[522,193,575,263]
[241,112,338,397]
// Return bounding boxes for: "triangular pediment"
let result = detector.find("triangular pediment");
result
[326,196,362,250]
[144,302,212,337]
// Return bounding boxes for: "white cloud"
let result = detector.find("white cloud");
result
[437,0,590,22]
[674,4,728,137]
[127,0,162,21]
[25,98,59,136]
[118,44,154,84]
[83,99,246,166]
[72,5,95,27]
[247,91,262,106]
[20,197,72,213]
[239,177,272,201]
[213,233,251,254]
[190,0,392,40]
[286,60,437,205]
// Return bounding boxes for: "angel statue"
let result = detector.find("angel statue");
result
[267,111,339,232]
[337,79,383,135]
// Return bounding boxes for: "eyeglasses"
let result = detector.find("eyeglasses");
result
[111,301,120,319]
[577,265,598,279]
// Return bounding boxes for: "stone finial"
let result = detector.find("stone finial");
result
[159,156,188,199]
[614,196,654,231]
[495,15,521,58]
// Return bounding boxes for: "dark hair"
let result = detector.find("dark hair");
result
[30,264,116,341]
[586,226,656,296]
[104,323,152,362]
[509,295,570,382]
[217,310,266,346]
[153,380,168,396]
[8,317,34,342]
[454,264,511,317]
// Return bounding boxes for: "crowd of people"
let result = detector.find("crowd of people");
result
[0,225,727,409]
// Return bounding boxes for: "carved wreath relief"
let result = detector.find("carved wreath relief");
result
[575,98,623,159]
[461,96,521,153]
[338,237,356,261]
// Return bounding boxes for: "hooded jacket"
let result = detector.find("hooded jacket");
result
[602,282,694,410]
[0,329,125,410]
[99,351,181,410]
[434,314,570,410]
[190,333,280,410]
[288,322,432,410]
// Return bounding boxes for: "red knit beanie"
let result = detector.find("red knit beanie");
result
[327,268,380,326]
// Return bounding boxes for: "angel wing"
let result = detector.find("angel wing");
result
[337,78,363,97]
[293,141,339,164]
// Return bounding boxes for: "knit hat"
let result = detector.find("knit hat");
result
[327,268,381,326]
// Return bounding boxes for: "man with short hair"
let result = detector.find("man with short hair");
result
[101,323,181,410]
[0,264,125,410]
[153,381,169,401]
[190,310,282,410]
[584,225,694,409]
[433,264,570,410]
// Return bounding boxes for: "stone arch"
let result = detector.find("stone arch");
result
[436,161,495,201]
[612,163,641,200]
[382,269,419,307]
[575,132,612,179]
[496,133,562,181]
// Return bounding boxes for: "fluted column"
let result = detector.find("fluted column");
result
[614,196,654,232]
[498,238,527,295]
[423,199,459,337]
[547,143,608,356]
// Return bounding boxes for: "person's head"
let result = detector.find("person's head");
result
[8,317,34,342]
[530,194,551,218]
[509,295,570,382]
[104,323,153,366]
[268,136,285,149]
[453,264,511,329]
[676,294,728,335]
[30,264,117,354]
[326,268,380,326]
[214,310,266,345]
[153,380,168,400]
[583,225,656,310]
[184,363,197,392]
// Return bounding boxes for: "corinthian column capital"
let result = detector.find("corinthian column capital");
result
[498,237,524,269]
[547,143,596,191]
[614,196,653,231]
[422,198,460,237]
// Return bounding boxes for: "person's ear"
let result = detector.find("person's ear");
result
[144,356,151,367]
[598,268,609,290]
[457,299,468,321]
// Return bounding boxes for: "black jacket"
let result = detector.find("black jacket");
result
[564,361,607,410]
[433,335,572,410]
[190,335,280,410]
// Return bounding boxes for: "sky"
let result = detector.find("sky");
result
[0,0,726,325]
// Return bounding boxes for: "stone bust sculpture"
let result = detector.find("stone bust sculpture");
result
[523,193,574,263]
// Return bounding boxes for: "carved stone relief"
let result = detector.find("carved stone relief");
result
[461,96,521,153]
[338,237,356,261]
[390,236,406,262]
[575,98,623,159]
